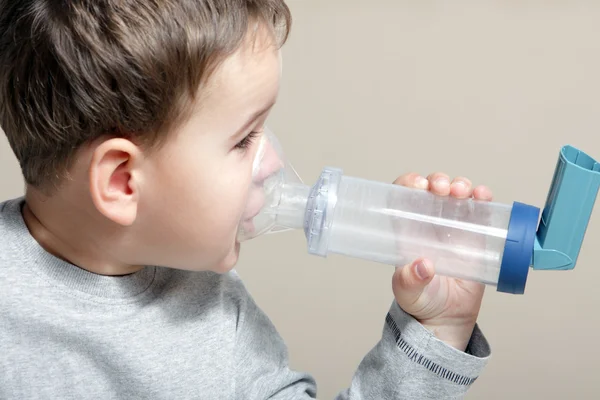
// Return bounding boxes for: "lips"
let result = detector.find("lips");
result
[242,187,266,221]
[241,218,256,234]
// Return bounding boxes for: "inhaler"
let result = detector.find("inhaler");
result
[238,128,600,294]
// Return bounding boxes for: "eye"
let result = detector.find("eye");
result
[234,131,260,151]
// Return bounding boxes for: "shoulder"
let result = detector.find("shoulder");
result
[222,269,255,308]
[0,197,24,225]
[159,268,257,333]
[0,197,25,258]
[162,268,252,309]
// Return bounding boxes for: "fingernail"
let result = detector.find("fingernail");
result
[434,178,450,190]
[414,260,430,280]
[416,177,429,189]
[453,180,467,191]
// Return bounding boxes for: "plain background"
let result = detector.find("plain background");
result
[1,0,599,398]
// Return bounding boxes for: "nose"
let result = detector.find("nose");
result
[253,136,284,184]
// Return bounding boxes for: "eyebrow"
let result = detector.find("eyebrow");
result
[233,101,276,138]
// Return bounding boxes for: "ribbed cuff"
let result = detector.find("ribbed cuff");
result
[386,301,491,386]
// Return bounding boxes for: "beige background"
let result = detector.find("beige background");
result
[2,0,600,398]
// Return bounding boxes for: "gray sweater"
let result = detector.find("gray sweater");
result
[0,198,490,399]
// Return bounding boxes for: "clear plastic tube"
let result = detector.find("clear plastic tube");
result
[304,168,513,286]
[238,131,512,287]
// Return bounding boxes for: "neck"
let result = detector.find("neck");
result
[23,189,143,276]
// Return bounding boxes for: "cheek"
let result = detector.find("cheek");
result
[147,174,250,266]
[142,142,255,265]
[186,170,254,237]
[206,182,251,225]
[157,152,248,212]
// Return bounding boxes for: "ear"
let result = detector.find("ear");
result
[88,138,143,226]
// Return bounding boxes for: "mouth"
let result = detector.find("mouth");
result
[246,205,263,221]
[241,219,256,238]
[242,188,266,221]
[239,202,263,237]
[241,203,263,233]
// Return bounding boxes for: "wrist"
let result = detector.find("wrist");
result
[419,318,477,352]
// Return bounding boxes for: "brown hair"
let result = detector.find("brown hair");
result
[0,0,291,190]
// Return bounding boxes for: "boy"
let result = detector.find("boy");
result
[0,0,492,398]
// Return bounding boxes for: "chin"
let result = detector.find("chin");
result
[211,242,241,274]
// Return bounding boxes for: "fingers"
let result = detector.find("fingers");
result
[449,177,473,199]
[426,172,451,196]
[473,185,493,201]
[394,172,429,190]
[392,258,435,308]
[395,171,492,201]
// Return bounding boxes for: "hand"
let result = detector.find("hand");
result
[391,172,493,352]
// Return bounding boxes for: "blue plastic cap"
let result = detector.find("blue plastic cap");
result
[498,202,541,294]
[533,146,600,271]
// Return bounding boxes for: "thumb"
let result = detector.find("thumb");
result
[392,258,435,311]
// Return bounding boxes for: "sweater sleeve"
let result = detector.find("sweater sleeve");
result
[229,272,490,400]
[335,301,490,400]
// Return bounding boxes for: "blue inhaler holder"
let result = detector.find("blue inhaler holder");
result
[497,146,600,294]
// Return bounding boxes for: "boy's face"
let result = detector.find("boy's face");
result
[133,30,282,273]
